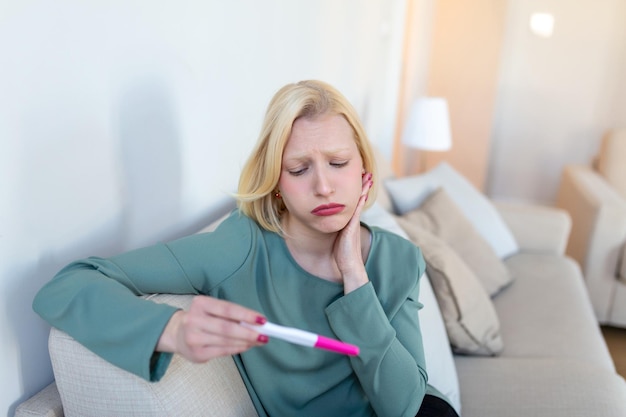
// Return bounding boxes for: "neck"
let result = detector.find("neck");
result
[281,219,341,281]
[282,218,337,257]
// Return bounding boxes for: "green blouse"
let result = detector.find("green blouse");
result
[34,209,432,417]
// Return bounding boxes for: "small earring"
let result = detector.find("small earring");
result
[274,191,281,199]
[361,169,366,177]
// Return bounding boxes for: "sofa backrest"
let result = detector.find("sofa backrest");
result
[49,294,258,417]
[597,129,626,198]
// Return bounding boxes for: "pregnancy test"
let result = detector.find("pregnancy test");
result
[241,321,360,356]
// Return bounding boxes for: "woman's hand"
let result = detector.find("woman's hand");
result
[157,296,268,362]
[333,172,373,294]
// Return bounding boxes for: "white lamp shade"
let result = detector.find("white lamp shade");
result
[402,97,452,151]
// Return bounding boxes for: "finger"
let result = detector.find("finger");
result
[186,297,268,345]
[360,173,373,197]
[344,179,372,231]
[184,311,266,344]
[183,321,266,349]
[361,172,373,186]
[190,296,266,326]
[355,175,373,214]
[182,334,262,363]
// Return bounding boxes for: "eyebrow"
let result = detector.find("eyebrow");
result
[283,147,354,162]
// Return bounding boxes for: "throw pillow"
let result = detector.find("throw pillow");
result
[361,203,461,412]
[401,188,513,296]
[395,217,504,356]
[384,162,519,258]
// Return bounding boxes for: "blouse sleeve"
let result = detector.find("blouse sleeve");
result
[32,210,254,381]
[324,232,428,417]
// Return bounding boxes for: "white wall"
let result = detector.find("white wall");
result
[0,1,408,414]
[487,0,626,203]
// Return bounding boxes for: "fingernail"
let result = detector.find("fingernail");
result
[257,334,269,344]
[256,316,267,325]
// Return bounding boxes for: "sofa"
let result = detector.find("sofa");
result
[17,155,626,417]
[556,128,626,327]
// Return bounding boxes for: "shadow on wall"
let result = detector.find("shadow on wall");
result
[117,77,183,248]
[6,76,187,416]
[5,219,125,417]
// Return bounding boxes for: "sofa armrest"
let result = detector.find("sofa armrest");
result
[15,382,64,417]
[49,294,258,417]
[493,201,571,255]
[556,165,626,266]
[556,165,626,321]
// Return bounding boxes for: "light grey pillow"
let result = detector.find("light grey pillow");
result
[401,188,513,297]
[395,217,504,356]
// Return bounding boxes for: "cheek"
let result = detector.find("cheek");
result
[350,166,365,188]
[277,175,300,198]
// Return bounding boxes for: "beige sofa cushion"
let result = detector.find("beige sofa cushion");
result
[396,217,503,356]
[400,188,513,296]
[50,294,258,417]
[455,357,626,417]
[597,129,626,198]
[496,253,615,371]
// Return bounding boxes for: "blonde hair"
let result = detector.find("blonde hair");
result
[236,80,378,234]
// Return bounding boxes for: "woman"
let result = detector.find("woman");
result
[33,80,456,416]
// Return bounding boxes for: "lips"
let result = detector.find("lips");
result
[311,203,345,216]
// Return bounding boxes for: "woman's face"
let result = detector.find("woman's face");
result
[277,113,364,237]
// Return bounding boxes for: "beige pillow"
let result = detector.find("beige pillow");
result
[402,188,513,296]
[395,217,504,355]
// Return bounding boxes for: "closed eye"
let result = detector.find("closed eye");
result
[288,167,307,176]
[287,160,348,175]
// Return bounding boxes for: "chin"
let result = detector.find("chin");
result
[313,216,351,234]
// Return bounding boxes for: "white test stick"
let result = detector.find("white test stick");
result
[241,321,359,356]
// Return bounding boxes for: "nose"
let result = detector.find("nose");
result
[313,167,334,196]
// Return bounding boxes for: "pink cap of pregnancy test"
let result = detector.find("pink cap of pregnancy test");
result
[315,335,360,356]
